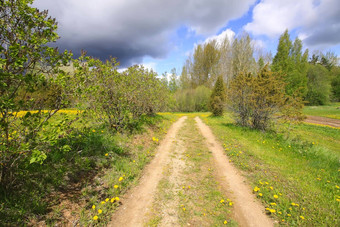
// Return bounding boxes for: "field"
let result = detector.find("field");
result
[303,103,340,119]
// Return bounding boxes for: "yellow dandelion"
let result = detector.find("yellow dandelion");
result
[133,160,135,163]
[98,209,102,214]
[220,199,225,203]
[253,186,260,192]
[229,202,233,206]
[92,205,96,210]
[93,215,98,220]
[278,211,282,214]
[287,214,291,217]
[336,199,340,202]
[269,186,273,190]
[282,219,285,222]
[265,182,269,185]
[114,185,119,189]
[224,220,228,224]
[119,177,123,181]
[182,207,186,211]
[105,153,108,156]
[336,185,339,189]
[258,193,263,197]
[101,130,104,133]
[300,216,305,220]
[291,202,296,206]
[111,198,115,203]
[273,195,279,199]
[115,197,120,201]
[92,129,96,132]
[105,198,109,202]
[101,201,105,204]
[188,186,191,189]
[270,203,276,206]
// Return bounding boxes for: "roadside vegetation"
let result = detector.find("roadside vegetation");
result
[1,0,339,226]
[204,114,339,226]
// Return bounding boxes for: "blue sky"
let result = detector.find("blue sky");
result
[34,0,340,76]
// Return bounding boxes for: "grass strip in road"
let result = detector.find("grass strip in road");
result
[151,116,236,226]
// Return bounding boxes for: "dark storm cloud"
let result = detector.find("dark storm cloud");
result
[33,0,255,66]
[303,0,340,47]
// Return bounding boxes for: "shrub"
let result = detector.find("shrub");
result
[173,86,211,112]
[227,66,304,130]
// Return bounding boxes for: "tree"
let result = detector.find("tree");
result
[209,75,226,116]
[305,64,331,105]
[227,66,304,130]
[0,0,72,186]
[232,33,256,77]
[272,30,308,97]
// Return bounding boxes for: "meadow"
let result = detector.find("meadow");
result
[203,109,339,226]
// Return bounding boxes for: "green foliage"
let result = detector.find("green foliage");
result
[305,64,331,105]
[173,86,211,112]
[272,30,308,97]
[227,66,303,130]
[331,67,340,101]
[0,0,72,187]
[73,56,169,131]
[209,76,226,116]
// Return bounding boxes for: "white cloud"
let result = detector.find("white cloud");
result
[141,62,157,72]
[204,29,235,47]
[244,0,340,48]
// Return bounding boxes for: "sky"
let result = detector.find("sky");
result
[33,0,340,76]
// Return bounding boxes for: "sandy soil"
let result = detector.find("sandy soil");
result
[109,116,187,227]
[305,115,340,128]
[195,117,274,227]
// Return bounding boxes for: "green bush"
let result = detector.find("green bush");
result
[173,86,211,112]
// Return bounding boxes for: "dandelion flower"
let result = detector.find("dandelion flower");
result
[229,202,233,206]
[105,198,109,202]
[92,129,96,133]
[336,185,339,189]
[133,160,135,163]
[98,209,102,214]
[258,193,263,197]
[273,195,279,199]
[291,202,295,206]
[300,216,305,220]
[270,203,276,206]
[182,207,186,211]
[115,197,120,201]
[101,201,105,205]
[92,205,96,210]
[93,215,98,220]
[287,214,291,217]
[224,220,228,224]
[253,186,260,192]
[119,177,123,182]
[282,219,285,222]
[105,153,108,156]
[220,199,225,203]
[111,198,115,203]
[269,186,273,190]
[114,185,119,189]
[265,182,269,185]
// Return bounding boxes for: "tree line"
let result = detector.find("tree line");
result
[165,29,339,129]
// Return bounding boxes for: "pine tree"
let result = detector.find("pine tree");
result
[209,76,226,116]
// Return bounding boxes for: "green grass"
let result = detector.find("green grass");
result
[0,111,180,226]
[303,102,340,119]
[203,114,340,226]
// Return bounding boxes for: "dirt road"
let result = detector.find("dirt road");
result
[110,116,273,227]
[305,115,340,128]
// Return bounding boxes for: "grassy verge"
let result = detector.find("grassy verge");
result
[0,111,180,226]
[147,116,236,226]
[303,103,340,119]
[204,114,340,226]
